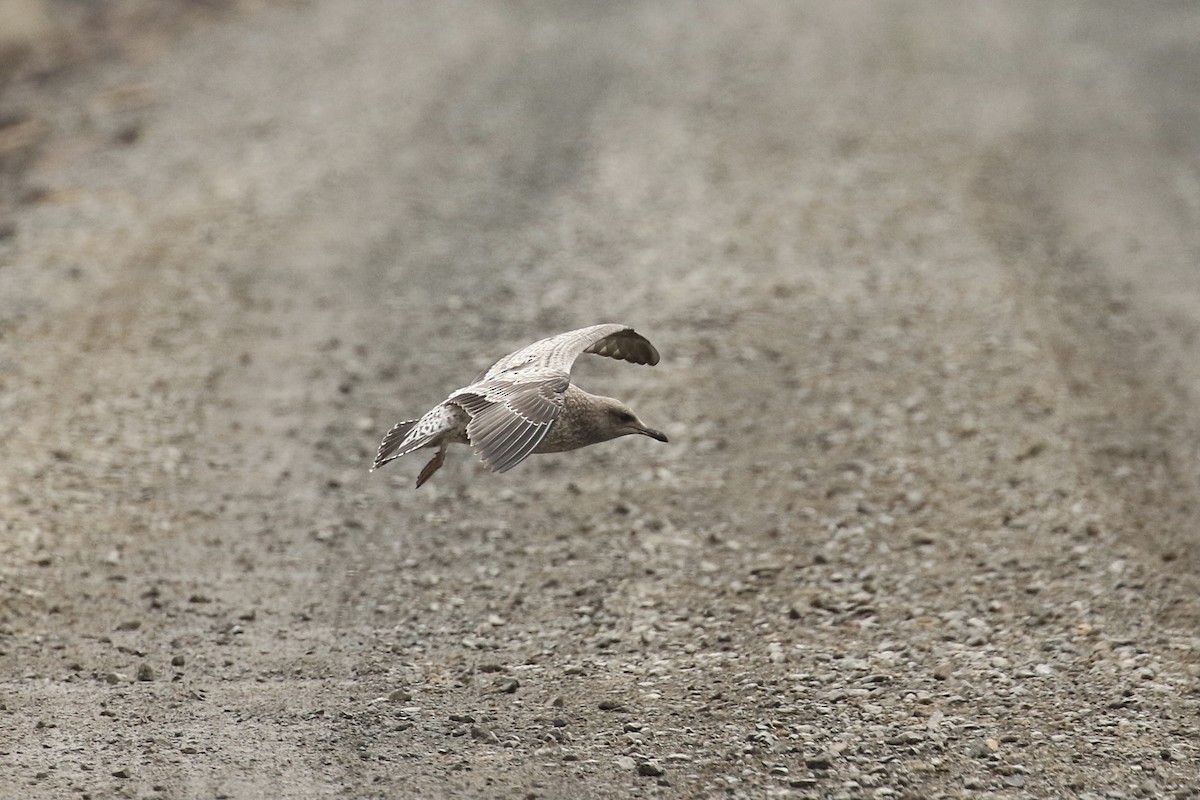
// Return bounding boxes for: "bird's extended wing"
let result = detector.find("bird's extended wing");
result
[449,368,570,473]
[483,323,660,379]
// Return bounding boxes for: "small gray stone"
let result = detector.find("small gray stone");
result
[805,752,834,770]
[614,755,636,771]
[136,663,155,682]
[470,725,500,744]
[637,760,665,777]
[910,530,937,546]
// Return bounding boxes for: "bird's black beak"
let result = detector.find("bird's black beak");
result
[639,426,669,443]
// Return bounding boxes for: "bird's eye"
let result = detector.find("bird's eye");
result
[613,410,635,423]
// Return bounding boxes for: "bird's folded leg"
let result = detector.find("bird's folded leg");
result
[415,447,446,488]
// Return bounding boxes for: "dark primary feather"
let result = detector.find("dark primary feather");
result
[582,328,660,366]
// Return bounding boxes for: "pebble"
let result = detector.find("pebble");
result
[806,752,834,770]
[470,725,500,744]
[637,760,665,777]
[171,655,186,667]
[885,731,922,746]
[136,664,155,681]
[614,756,636,771]
[910,530,937,546]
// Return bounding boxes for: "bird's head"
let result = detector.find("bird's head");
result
[594,396,669,444]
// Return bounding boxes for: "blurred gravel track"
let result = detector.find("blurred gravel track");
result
[2,2,1199,797]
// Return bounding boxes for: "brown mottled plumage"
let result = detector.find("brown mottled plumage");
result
[371,324,668,487]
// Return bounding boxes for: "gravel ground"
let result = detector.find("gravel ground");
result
[2,2,1200,798]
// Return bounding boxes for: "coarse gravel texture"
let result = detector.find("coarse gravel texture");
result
[2,2,1200,799]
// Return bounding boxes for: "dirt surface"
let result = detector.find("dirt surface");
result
[3,2,1200,798]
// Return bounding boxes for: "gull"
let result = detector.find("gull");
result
[371,324,668,487]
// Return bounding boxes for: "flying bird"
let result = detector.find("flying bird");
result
[371,324,668,487]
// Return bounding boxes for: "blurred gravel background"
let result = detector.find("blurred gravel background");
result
[2,2,1199,798]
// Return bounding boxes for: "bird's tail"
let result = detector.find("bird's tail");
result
[371,419,420,471]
